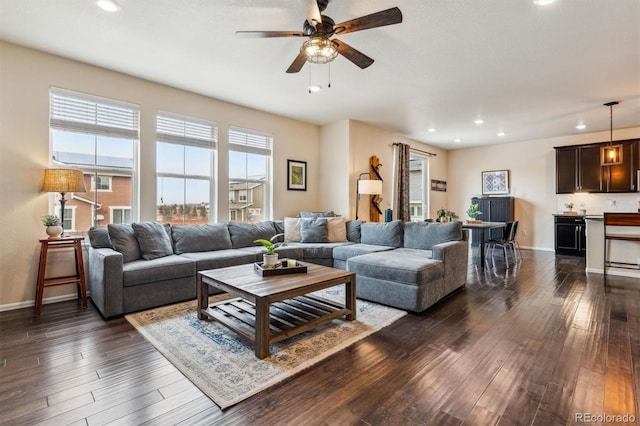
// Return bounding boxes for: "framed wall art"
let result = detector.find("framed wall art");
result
[482,170,510,195]
[287,159,307,191]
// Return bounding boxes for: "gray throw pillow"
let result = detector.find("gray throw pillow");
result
[88,226,112,249]
[171,224,232,254]
[404,221,462,250]
[228,221,277,248]
[346,220,362,243]
[108,224,142,263]
[132,222,174,260]
[299,211,336,218]
[300,218,329,243]
[360,220,403,247]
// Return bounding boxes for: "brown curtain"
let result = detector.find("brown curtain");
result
[391,143,410,222]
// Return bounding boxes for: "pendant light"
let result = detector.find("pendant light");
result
[601,101,622,166]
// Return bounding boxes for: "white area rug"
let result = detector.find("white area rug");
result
[125,285,406,410]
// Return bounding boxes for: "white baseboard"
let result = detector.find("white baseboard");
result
[586,267,640,279]
[519,245,555,252]
[0,293,88,313]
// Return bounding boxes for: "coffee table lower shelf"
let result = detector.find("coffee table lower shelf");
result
[200,294,351,354]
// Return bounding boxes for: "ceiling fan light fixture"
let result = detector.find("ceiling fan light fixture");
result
[302,37,338,64]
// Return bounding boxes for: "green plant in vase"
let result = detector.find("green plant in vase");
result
[41,214,63,239]
[254,234,287,267]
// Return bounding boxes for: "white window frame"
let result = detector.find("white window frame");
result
[228,126,273,222]
[110,206,132,224]
[54,205,77,232]
[156,112,218,224]
[49,88,139,230]
[91,175,112,192]
[409,151,430,222]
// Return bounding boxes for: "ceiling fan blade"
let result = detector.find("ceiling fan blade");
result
[235,31,305,38]
[286,51,308,73]
[305,0,322,27]
[333,39,374,69]
[333,7,403,35]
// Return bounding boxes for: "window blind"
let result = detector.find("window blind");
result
[229,127,272,155]
[157,113,217,148]
[50,88,139,139]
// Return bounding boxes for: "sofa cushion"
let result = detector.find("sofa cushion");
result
[172,224,232,254]
[360,220,403,247]
[287,242,353,260]
[347,251,444,286]
[299,210,336,218]
[180,249,257,270]
[332,243,395,261]
[403,221,462,250]
[346,220,362,243]
[123,254,195,287]
[108,224,142,263]
[300,218,329,243]
[88,226,112,249]
[132,222,174,260]
[228,221,277,249]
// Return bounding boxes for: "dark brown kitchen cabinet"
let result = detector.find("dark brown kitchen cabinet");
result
[555,139,639,194]
[554,215,586,256]
[555,144,603,193]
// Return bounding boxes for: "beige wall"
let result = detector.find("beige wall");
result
[447,127,640,250]
[318,119,449,221]
[0,41,321,308]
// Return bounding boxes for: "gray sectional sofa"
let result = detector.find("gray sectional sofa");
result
[87,218,468,319]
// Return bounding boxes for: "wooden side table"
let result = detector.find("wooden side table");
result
[35,236,88,317]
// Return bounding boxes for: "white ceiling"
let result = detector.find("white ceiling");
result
[1,0,639,149]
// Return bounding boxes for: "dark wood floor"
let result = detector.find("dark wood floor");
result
[1,250,639,425]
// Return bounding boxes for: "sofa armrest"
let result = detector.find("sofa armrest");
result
[431,239,469,291]
[89,247,124,318]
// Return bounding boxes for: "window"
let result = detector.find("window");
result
[229,127,272,223]
[156,113,217,225]
[54,206,76,232]
[50,88,138,234]
[111,207,132,224]
[409,153,430,222]
[91,175,112,191]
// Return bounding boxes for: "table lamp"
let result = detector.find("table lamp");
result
[41,168,87,236]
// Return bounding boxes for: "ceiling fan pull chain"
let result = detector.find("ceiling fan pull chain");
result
[328,63,331,88]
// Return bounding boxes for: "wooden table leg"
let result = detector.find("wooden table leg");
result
[35,241,48,317]
[255,298,270,359]
[346,275,356,321]
[197,274,207,320]
[74,240,88,309]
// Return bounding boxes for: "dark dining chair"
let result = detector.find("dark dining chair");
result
[486,221,515,267]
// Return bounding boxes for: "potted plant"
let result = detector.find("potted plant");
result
[564,202,574,211]
[42,214,63,239]
[466,203,483,223]
[254,234,287,267]
[436,208,447,222]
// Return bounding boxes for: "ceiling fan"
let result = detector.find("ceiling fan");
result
[235,0,403,73]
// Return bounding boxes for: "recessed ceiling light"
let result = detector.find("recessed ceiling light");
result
[474,119,484,125]
[454,138,462,143]
[533,0,555,5]
[97,0,121,12]
[576,124,586,130]
[428,128,436,133]
[308,85,322,93]
[497,132,505,137]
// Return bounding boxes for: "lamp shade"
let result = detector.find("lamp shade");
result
[41,169,87,193]
[358,179,382,195]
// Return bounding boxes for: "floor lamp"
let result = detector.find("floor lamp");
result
[41,169,87,236]
[355,172,382,220]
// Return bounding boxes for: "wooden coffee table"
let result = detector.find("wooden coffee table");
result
[197,262,356,359]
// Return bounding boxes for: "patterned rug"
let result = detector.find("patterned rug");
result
[125,285,406,410]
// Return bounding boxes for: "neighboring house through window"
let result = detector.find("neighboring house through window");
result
[228,127,272,223]
[409,152,430,221]
[49,88,138,234]
[156,112,217,225]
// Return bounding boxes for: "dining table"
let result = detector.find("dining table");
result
[461,221,507,268]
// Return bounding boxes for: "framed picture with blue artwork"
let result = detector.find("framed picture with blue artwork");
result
[482,170,509,195]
